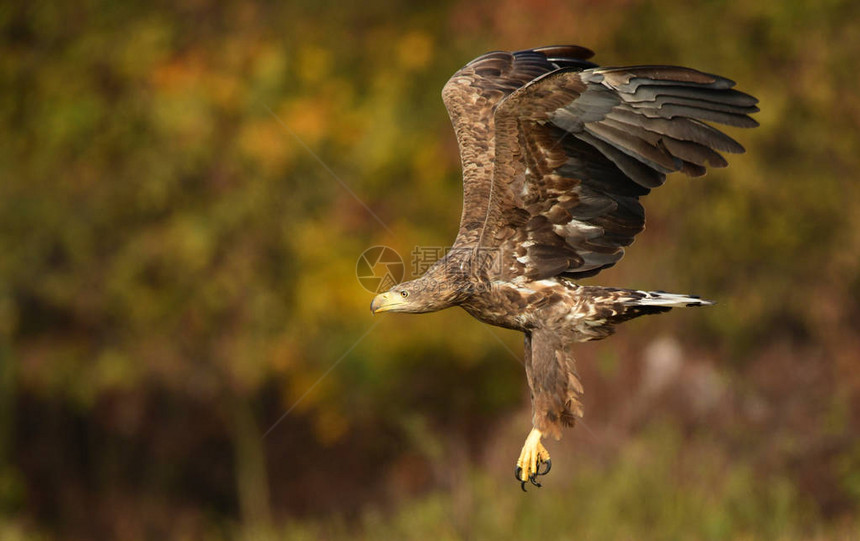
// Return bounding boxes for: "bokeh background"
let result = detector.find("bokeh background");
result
[2,0,860,539]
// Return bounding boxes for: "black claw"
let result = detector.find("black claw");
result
[517,463,550,491]
[537,458,552,476]
[516,466,528,491]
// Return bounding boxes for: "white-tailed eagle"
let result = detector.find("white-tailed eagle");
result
[370,45,757,490]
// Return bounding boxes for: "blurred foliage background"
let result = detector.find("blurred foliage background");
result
[1,0,859,539]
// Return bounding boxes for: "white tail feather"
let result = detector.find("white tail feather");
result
[624,290,714,308]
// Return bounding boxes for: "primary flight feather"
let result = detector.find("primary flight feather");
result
[370,45,757,490]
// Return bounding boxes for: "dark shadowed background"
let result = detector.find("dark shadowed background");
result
[2,0,859,539]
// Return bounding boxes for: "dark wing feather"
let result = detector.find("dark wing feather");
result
[485,63,757,281]
[441,46,597,248]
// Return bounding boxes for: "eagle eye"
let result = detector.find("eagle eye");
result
[400,290,409,298]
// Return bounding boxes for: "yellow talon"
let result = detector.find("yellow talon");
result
[515,428,551,490]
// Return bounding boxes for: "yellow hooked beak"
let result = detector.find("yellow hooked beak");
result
[370,291,407,313]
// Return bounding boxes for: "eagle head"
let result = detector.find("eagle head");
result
[370,277,463,314]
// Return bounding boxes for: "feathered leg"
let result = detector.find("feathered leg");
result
[516,329,583,490]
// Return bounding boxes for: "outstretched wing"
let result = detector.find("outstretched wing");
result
[441,46,597,248]
[484,63,758,281]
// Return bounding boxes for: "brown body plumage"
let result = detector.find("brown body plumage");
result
[371,45,757,489]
